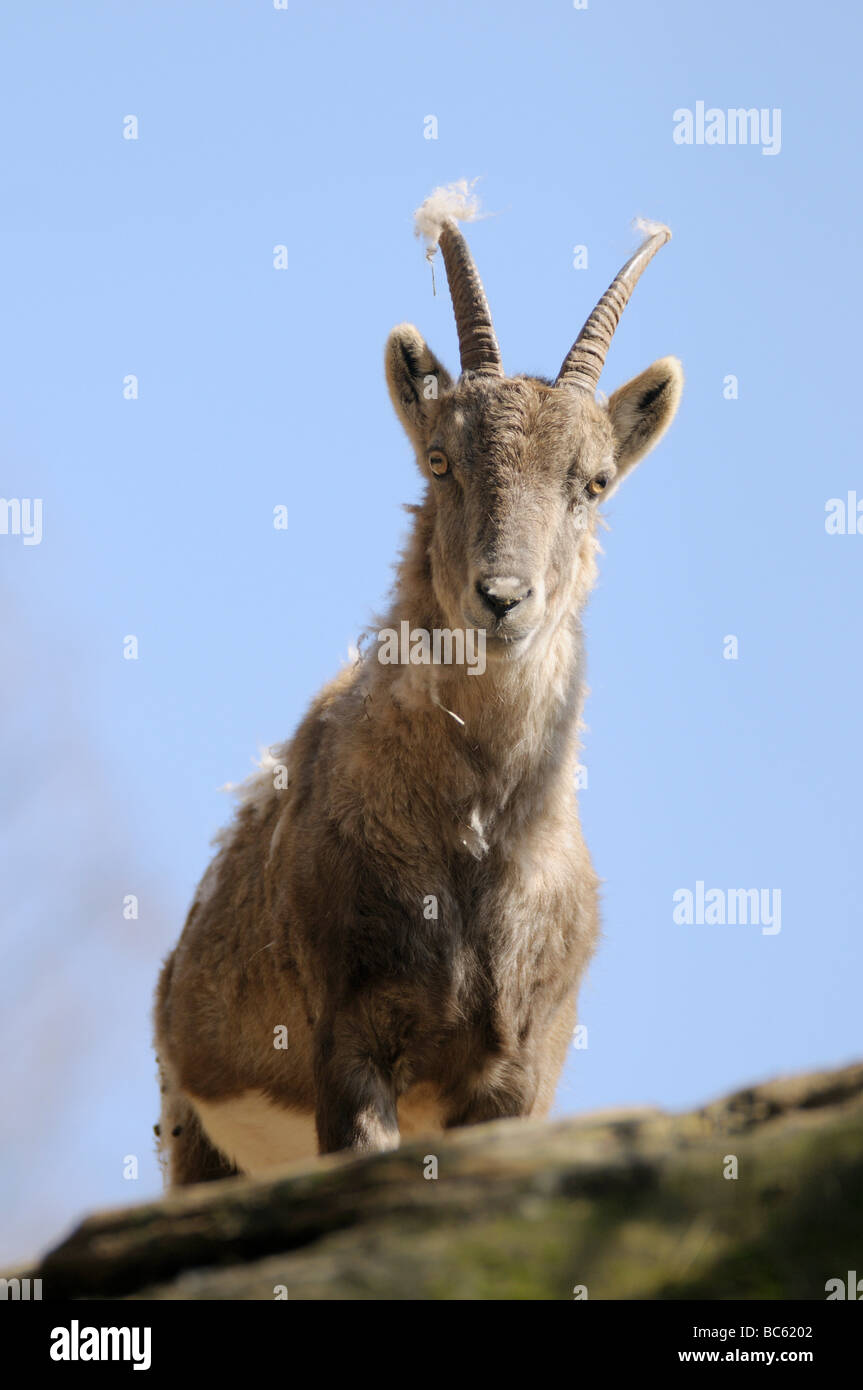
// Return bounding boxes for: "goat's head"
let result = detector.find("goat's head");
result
[386,188,683,658]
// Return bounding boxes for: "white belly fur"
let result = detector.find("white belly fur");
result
[191,1092,318,1176]
[191,1084,445,1175]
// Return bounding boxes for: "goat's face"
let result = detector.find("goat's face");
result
[387,326,683,657]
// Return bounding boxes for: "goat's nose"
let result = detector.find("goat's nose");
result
[476,575,533,619]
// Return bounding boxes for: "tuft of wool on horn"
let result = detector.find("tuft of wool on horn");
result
[414,178,484,255]
[634,216,672,241]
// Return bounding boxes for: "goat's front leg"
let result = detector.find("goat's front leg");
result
[313,1019,400,1156]
[443,1056,539,1131]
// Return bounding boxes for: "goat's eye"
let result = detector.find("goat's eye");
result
[587,473,609,497]
[428,449,449,476]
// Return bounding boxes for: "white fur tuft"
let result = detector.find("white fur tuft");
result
[414,178,484,253]
[219,743,289,816]
[634,216,672,240]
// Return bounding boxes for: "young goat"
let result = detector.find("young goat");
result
[154,184,683,1184]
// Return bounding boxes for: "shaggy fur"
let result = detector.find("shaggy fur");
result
[154,217,683,1186]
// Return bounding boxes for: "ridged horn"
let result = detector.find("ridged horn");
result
[437,218,504,378]
[555,223,671,393]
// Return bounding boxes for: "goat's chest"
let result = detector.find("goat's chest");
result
[413,849,575,1013]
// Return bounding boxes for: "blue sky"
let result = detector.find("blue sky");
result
[1,0,860,1262]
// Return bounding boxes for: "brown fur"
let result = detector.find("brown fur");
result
[154,271,683,1186]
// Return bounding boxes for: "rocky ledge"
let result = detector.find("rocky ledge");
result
[12,1062,863,1299]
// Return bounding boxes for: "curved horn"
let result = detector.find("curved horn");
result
[555,223,671,393]
[437,219,504,378]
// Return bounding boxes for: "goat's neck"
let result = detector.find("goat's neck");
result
[366,532,588,800]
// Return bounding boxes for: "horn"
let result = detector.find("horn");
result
[437,219,504,378]
[555,224,671,393]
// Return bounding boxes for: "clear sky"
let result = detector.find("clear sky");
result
[1,0,860,1263]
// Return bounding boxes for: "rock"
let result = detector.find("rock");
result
[15,1062,863,1300]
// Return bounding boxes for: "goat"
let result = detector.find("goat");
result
[154,182,683,1184]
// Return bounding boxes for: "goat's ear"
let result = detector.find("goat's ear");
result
[385,324,453,445]
[605,355,683,486]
